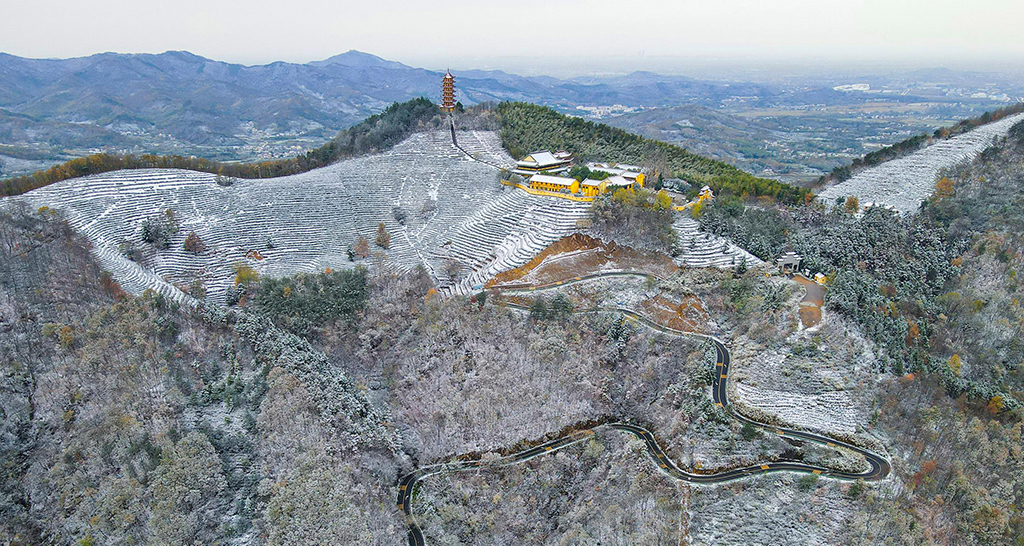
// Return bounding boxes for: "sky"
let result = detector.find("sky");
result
[2,0,1023,75]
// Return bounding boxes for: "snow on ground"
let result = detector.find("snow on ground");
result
[689,475,858,546]
[730,314,879,436]
[673,216,762,269]
[817,112,1024,213]
[734,384,859,435]
[9,130,590,302]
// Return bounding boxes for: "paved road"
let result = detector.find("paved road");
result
[397,272,890,546]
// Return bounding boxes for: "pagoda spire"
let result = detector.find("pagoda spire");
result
[441,69,456,113]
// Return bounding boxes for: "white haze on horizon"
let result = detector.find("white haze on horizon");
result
[1,0,1022,76]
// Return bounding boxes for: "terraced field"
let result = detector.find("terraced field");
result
[673,216,762,269]
[8,130,590,302]
[817,112,1024,213]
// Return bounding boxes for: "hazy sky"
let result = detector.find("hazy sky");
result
[2,0,1022,73]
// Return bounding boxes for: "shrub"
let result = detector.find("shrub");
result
[392,206,408,225]
[443,258,462,281]
[118,239,140,261]
[844,196,860,214]
[140,218,169,249]
[375,222,391,249]
[183,231,207,254]
[797,473,819,492]
[420,198,438,217]
[529,298,548,321]
[234,262,259,287]
[353,236,371,259]
[140,209,179,249]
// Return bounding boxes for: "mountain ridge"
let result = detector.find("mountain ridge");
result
[0,50,850,165]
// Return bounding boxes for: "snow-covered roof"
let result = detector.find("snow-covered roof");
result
[621,171,643,180]
[529,174,577,185]
[777,251,802,265]
[604,175,633,187]
[581,178,605,187]
[519,151,566,167]
[587,162,642,174]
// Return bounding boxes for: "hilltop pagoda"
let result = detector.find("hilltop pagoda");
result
[441,70,456,113]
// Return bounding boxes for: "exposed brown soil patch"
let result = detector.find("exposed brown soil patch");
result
[487,234,679,288]
[492,290,710,334]
[793,274,825,327]
[639,294,711,334]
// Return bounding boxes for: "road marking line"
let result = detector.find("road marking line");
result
[544,446,552,451]
[827,442,836,447]
[400,485,407,491]
[812,470,822,474]
[776,430,785,435]
[715,402,723,407]
[720,374,727,378]
[760,464,770,470]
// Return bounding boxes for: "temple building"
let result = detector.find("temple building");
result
[528,174,579,194]
[512,150,573,176]
[441,70,456,113]
[585,162,646,189]
[503,152,653,200]
[580,175,642,196]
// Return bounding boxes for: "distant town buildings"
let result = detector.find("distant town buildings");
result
[574,104,642,119]
[832,83,871,92]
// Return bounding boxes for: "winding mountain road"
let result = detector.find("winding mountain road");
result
[396,272,890,546]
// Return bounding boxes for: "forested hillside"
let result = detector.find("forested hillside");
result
[700,119,1024,415]
[690,120,1024,544]
[0,205,401,544]
[497,102,811,204]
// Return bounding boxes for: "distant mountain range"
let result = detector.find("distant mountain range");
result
[0,50,863,163]
[1,49,1017,182]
